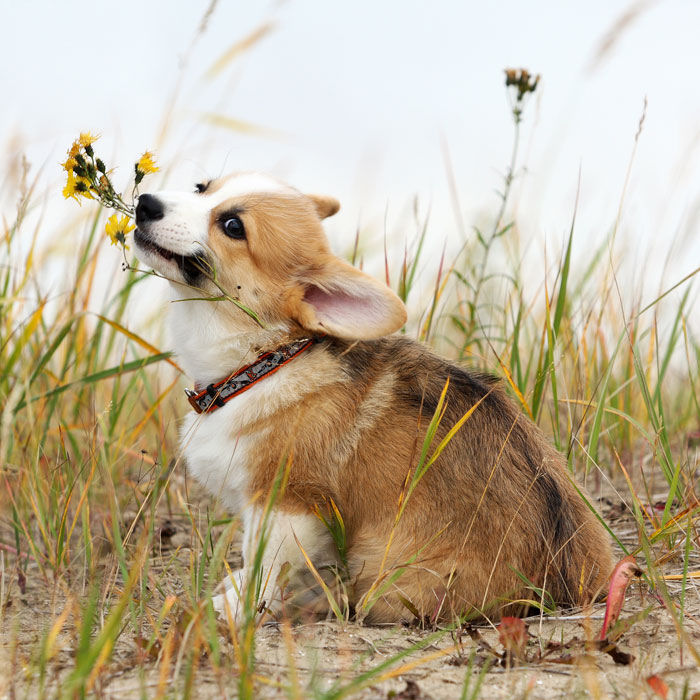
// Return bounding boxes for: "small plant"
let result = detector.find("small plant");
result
[452,68,540,360]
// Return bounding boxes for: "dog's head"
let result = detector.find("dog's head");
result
[133,172,406,340]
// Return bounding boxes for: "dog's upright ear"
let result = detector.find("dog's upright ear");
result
[307,194,340,220]
[289,256,407,340]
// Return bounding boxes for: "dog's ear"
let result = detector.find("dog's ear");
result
[290,257,406,339]
[308,194,340,220]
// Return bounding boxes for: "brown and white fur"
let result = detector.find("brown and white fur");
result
[133,172,613,623]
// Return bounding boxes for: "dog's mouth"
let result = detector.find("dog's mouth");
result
[134,228,210,284]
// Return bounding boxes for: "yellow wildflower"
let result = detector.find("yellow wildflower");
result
[79,132,99,148]
[63,172,92,202]
[63,172,78,200]
[61,134,140,225]
[105,213,135,247]
[136,151,158,174]
[62,172,93,202]
[74,177,94,200]
[61,155,77,172]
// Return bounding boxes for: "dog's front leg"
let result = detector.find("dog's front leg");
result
[213,505,336,622]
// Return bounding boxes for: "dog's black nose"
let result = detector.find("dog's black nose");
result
[135,194,165,225]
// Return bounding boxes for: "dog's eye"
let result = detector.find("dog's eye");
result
[222,215,245,240]
[194,182,208,194]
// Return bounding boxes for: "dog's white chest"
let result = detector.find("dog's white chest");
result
[180,405,258,513]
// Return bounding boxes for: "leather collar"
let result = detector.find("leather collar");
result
[185,337,318,414]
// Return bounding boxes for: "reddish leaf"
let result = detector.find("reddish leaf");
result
[498,616,528,656]
[599,555,642,640]
[646,675,669,699]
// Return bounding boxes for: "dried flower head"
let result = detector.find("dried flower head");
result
[504,68,540,102]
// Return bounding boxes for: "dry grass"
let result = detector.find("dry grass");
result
[1,18,700,700]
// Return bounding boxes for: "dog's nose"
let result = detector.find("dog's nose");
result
[135,194,165,225]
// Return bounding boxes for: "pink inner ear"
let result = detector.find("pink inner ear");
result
[303,285,387,328]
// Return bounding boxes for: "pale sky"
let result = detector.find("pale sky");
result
[2,0,699,323]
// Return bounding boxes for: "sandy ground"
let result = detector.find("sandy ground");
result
[2,496,700,699]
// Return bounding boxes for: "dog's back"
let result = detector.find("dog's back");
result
[243,335,612,621]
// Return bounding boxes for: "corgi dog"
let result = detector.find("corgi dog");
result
[133,172,612,623]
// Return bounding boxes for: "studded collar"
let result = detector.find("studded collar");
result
[184,337,318,414]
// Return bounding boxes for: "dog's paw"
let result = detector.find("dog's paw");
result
[212,568,247,621]
[212,587,242,621]
[211,567,286,624]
